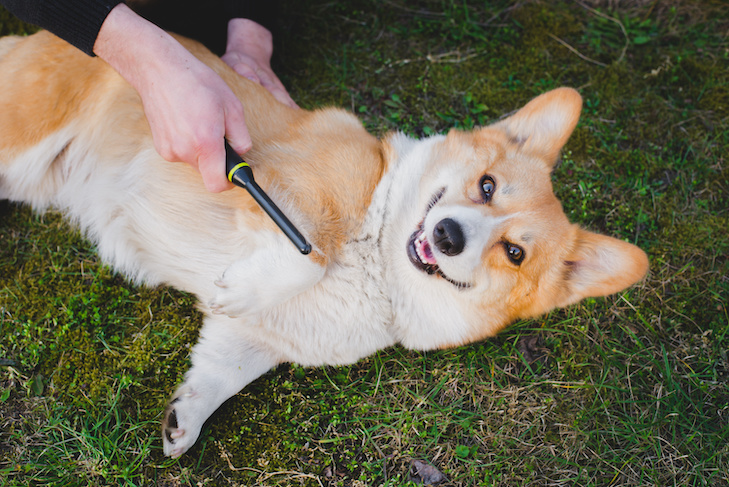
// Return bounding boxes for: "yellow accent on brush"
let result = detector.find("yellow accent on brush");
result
[227,162,250,182]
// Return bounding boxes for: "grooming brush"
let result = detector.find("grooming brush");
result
[224,140,312,255]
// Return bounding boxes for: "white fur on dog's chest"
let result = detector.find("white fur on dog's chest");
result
[259,238,394,366]
[254,164,400,366]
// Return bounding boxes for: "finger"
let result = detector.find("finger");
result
[224,101,252,158]
[224,52,299,110]
[197,140,234,193]
[264,81,299,109]
[257,70,299,109]
[227,59,261,84]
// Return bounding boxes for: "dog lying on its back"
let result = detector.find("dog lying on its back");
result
[0,31,648,457]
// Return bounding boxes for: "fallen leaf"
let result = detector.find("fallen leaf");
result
[410,459,446,485]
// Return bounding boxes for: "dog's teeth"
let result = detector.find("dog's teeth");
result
[415,233,437,265]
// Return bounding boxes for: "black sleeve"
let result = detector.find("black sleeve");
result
[0,0,123,55]
[221,1,277,34]
[130,0,279,56]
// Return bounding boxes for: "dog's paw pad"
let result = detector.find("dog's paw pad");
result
[162,402,198,457]
[161,392,208,458]
[164,410,186,440]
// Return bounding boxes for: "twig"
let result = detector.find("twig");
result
[377,49,481,73]
[548,33,608,67]
[381,0,446,19]
[219,445,324,486]
[550,1,630,67]
[575,0,629,63]
[382,0,520,28]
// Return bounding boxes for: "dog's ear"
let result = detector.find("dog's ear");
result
[557,228,649,307]
[495,87,582,166]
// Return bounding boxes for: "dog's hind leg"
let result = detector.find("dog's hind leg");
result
[207,231,325,318]
[162,317,282,457]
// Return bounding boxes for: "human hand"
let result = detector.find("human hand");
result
[135,50,250,193]
[94,4,251,192]
[222,19,298,109]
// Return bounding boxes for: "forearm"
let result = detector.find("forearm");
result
[93,3,184,94]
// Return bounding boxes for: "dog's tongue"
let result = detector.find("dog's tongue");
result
[416,232,437,265]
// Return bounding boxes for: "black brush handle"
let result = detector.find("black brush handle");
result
[225,141,312,255]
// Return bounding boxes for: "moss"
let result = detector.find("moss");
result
[511,2,582,48]
[563,125,596,163]
[0,6,39,37]
[1,206,202,424]
[698,77,729,119]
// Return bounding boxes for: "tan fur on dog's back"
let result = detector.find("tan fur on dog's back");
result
[0,32,126,154]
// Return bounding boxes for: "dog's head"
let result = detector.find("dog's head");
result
[384,88,648,350]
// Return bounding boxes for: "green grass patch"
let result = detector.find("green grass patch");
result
[2,1,728,485]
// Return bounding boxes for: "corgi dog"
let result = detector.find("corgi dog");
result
[0,31,648,457]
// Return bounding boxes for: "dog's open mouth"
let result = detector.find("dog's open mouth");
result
[406,189,471,289]
[407,226,438,275]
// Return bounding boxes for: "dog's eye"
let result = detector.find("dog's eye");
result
[479,175,496,202]
[505,243,525,265]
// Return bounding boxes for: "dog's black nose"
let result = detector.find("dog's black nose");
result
[433,218,465,256]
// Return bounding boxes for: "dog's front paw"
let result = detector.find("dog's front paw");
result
[208,266,258,318]
[208,247,325,318]
[161,389,206,458]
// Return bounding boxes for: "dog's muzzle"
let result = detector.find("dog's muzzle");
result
[408,217,466,272]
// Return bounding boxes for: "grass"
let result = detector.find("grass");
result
[1,0,728,485]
